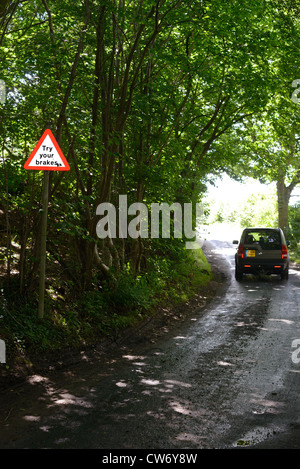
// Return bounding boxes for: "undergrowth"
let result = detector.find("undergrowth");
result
[0,246,212,368]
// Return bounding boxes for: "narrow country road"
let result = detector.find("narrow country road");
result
[1,239,300,449]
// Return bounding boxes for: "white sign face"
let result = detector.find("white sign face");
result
[24,129,70,171]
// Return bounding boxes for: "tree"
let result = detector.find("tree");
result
[215,1,300,236]
[1,0,299,300]
[218,93,300,235]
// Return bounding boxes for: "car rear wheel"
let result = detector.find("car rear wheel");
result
[235,265,243,281]
[281,268,289,280]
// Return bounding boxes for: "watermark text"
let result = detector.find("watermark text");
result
[0,340,6,364]
[0,80,6,104]
[96,196,204,249]
[292,339,300,364]
[291,79,300,104]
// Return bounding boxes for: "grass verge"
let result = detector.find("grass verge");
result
[0,246,212,375]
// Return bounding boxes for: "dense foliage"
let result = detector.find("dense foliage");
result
[1,1,300,357]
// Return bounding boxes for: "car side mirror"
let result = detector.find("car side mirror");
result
[233,240,239,244]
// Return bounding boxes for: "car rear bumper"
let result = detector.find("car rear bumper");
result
[237,259,289,275]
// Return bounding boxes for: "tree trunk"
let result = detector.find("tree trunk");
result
[277,178,291,236]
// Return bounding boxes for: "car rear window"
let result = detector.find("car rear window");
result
[244,230,281,250]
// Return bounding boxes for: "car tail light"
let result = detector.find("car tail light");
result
[238,244,244,258]
[282,245,288,259]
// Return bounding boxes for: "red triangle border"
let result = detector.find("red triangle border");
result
[24,129,70,171]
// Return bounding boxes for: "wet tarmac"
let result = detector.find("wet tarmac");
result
[0,239,300,449]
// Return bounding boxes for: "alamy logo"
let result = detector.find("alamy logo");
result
[292,339,300,364]
[0,80,6,104]
[0,340,6,364]
[96,196,203,249]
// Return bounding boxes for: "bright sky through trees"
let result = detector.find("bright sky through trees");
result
[206,174,275,206]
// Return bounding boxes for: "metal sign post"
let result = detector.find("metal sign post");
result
[38,170,50,319]
[24,128,70,318]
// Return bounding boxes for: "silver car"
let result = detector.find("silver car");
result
[233,228,289,281]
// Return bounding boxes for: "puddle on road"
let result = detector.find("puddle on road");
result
[232,425,284,448]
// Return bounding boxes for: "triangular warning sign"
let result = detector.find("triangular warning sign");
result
[24,129,70,171]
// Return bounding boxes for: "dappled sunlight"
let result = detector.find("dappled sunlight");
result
[2,236,300,450]
[146,410,167,420]
[122,354,147,361]
[1,329,296,449]
[140,378,160,386]
[289,268,300,278]
[249,393,286,413]
[175,432,209,445]
[169,399,210,419]
[169,399,192,416]
[138,377,193,392]
[164,379,192,389]
[217,361,234,367]
[27,374,50,385]
[235,320,260,328]
[268,318,294,326]
[0,367,109,448]
[141,389,153,395]
[23,415,40,422]
[31,377,95,411]
[115,380,128,388]
[48,392,89,407]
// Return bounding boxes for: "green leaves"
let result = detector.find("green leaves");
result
[1,0,300,295]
